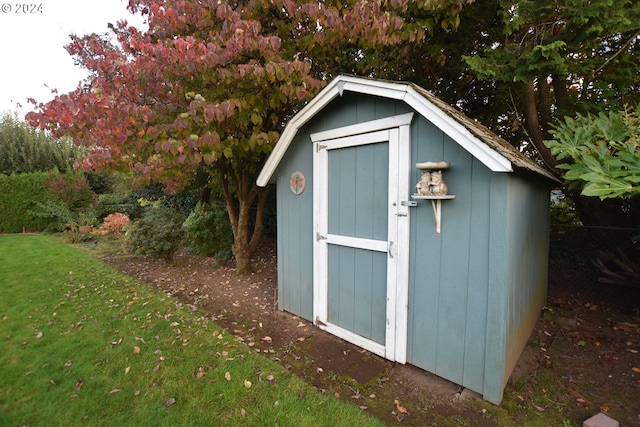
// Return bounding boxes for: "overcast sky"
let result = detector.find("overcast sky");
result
[0,0,145,117]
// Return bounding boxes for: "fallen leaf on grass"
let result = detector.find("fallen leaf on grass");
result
[164,397,176,407]
[241,408,246,418]
[125,366,131,375]
[196,367,206,379]
[36,331,43,339]
[244,380,252,388]
[64,360,73,367]
[74,379,83,391]
[133,346,141,354]
[394,399,408,414]
[110,389,122,394]
[225,372,231,381]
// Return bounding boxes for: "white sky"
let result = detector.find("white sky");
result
[0,0,145,118]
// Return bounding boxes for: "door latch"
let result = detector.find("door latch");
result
[401,200,417,207]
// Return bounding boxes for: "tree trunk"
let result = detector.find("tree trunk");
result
[522,80,558,172]
[220,167,269,275]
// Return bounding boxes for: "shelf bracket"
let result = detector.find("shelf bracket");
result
[411,195,455,234]
[431,199,442,234]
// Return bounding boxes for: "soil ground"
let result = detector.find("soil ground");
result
[88,237,640,426]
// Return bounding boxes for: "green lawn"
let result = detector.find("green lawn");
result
[0,234,384,427]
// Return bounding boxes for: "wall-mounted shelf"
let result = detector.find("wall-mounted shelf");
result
[411,195,455,233]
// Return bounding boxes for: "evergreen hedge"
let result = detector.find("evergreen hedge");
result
[0,172,50,232]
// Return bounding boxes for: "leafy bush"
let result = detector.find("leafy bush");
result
[183,202,233,259]
[97,213,130,235]
[46,169,96,212]
[125,202,185,262]
[32,200,97,242]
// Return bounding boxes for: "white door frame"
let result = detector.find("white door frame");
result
[311,113,413,363]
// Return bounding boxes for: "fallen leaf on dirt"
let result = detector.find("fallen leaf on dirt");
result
[196,367,205,379]
[576,398,589,408]
[164,397,176,407]
[244,380,252,388]
[261,336,272,343]
[133,346,141,354]
[74,379,83,391]
[317,367,323,373]
[334,392,340,398]
[632,367,640,373]
[533,404,545,411]
[359,406,368,410]
[394,399,408,414]
[225,372,231,381]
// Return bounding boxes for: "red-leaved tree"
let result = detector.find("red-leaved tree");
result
[27,0,468,273]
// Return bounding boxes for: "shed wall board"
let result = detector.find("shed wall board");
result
[406,117,499,393]
[483,174,510,403]
[503,173,550,379]
[275,126,314,320]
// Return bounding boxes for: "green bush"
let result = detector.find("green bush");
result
[125,202,185,262]
[183,202,233,259]
[0,172,50,232]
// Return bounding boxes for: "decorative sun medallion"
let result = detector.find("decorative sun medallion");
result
[289,171,306,195]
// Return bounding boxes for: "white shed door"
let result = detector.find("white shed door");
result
[312,114,412,363]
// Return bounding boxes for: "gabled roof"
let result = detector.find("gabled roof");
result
[257,75,558,186]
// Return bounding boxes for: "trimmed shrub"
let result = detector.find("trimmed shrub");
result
[125,203,185,262]
[183,202,233,259]
[0,172,50,232]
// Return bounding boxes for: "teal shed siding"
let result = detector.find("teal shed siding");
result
[265,79,552,404]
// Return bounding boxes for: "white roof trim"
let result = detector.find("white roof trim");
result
[257,75,552,187]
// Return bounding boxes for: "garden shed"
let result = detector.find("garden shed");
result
[257,75,557,403]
